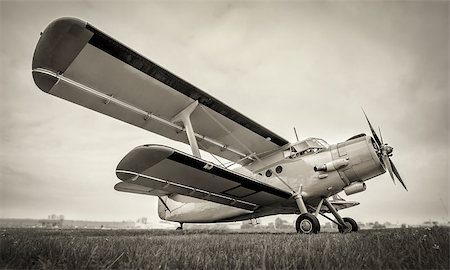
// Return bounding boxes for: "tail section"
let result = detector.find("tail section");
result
[157,196,170,220]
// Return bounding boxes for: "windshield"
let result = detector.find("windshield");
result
[314,138,329,148]
[283,138,329,159]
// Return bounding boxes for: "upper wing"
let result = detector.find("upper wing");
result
[115,144,293,211]
[32,17,289,164]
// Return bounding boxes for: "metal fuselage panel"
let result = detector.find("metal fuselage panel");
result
[333,136,385,184]
[159,135,385,223]
[159,195,252,223]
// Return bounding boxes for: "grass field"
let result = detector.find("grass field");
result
[1,227,448,269]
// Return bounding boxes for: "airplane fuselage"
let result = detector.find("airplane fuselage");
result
[159,135,385,223]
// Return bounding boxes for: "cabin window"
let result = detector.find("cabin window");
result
[265,170,272,177]
[276,166,283,174]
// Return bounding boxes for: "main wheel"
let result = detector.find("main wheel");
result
[338,217,358,233]
[296,213,320,234]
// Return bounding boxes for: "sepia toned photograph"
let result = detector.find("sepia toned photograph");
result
[0,1,448,269]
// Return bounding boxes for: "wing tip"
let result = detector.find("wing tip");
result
[31,70,58,93]
[116,144,175,177]
[32,17,92,92]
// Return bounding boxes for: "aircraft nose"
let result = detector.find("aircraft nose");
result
[384,145,393,155]
[333,136,385,183]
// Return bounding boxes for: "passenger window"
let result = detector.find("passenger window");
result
[276,166,283,174]
[265,170,272,177]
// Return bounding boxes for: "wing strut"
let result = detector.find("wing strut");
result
[199,105,297,194]
[158,196,171,212]
[171,100,201,157]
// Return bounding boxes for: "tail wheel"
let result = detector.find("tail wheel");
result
[296,213,320,234]
[338,217,358,233]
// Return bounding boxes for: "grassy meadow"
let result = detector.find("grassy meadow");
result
[0,227,448,269]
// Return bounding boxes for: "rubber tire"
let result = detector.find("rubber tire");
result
[338,217,358,233]
[296,213,320,234]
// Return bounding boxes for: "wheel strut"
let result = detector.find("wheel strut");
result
[293,185,308,214]
[322,199,347,227]
[293,186,321,234]
[322,199,358,233]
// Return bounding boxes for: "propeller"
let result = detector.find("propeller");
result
[362,109,407,191]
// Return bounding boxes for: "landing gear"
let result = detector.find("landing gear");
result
[296,213,320,234]
[293,186,320,234]
[321,199,359,233]
[176,223,183,230]
[292,191,358,234]
[338,217,358,233]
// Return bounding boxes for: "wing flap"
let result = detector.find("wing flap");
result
[116,145,293,210]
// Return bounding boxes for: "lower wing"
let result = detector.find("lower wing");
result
[114,145,293,211]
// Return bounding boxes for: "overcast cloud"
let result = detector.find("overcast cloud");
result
[0,1,448,225]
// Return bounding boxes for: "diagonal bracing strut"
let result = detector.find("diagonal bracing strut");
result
[199,104,311,214]
[322,198,347,227]
[171,101,201,158]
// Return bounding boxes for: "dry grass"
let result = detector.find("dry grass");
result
[1,227,448,269]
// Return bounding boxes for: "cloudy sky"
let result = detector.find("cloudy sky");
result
[0,1,448,225]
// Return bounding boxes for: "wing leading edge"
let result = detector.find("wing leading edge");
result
[115,145,293,211]
[32,17,289,164]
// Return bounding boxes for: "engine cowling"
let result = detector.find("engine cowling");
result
[330,135,385,185]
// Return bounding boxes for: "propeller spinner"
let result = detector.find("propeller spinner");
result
[363,110,407,191]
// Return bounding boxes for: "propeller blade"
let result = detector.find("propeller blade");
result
[382,154,395,184]
[362,109,382,147]
[390,159,408,191]
[378,126,384,145]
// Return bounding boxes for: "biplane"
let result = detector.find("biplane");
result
[32,17,406,234]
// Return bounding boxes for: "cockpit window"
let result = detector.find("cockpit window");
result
[314,139,330,148]
[283,138,328,159]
